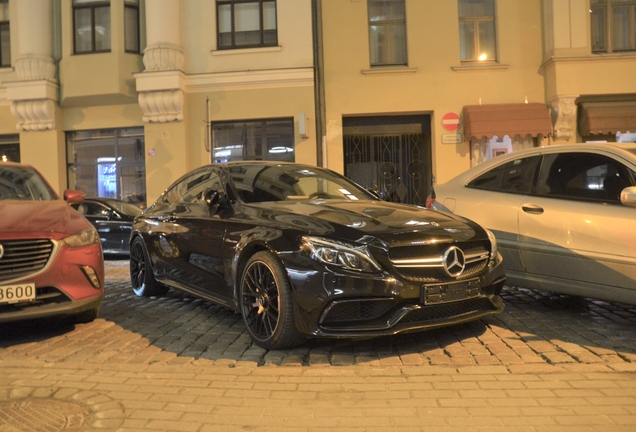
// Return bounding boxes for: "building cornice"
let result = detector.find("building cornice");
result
[541,53,636,69]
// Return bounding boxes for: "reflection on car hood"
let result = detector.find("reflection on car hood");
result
[248,199,483,243]
[0,200,91,239]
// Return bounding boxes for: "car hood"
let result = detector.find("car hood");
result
[0,200,91,240]
[245,199,485,245]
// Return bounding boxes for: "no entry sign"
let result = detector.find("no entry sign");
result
[441,112,461,132]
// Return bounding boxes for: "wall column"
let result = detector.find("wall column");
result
[5,0,65,192]
[135,0,188,203]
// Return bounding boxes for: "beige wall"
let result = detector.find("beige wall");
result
[320,0,547,184]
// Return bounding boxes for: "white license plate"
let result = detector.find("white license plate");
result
[0,283,36,304]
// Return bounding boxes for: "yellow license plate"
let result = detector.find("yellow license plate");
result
[0,283,36,304]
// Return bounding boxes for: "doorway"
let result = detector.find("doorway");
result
[343,115,432,206]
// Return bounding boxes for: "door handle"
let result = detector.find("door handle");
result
[521,204,544,214]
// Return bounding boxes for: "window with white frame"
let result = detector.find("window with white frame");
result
[591,0,636,53]
[73,0,111,54]
[217,0,277,49]
[0,0,10,67]
[368,0,407,66]
[458,0,497,62]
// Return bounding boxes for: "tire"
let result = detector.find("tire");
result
[240,251,304,350]
[74,306,99,324]
[130,236,168,297]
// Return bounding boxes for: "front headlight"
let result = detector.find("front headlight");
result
[300,236,381,273]
[485,229,498,262]
[62,227,100,248]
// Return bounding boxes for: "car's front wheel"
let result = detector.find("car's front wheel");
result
[240,251,303,350]
[130,236,168,297]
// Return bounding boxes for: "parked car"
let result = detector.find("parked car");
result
[71,198,143,256]
[433,143,636,306]
[0,162,104,324]
[129,161,506,349]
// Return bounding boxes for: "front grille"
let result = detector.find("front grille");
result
[388,240,490,283]
[0,239,54,283]
[320,298,396,325]
[399,297,496,324]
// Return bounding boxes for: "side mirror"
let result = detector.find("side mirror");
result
[620,186,636,208]
[64,189,85,204]
[366,188,382,200]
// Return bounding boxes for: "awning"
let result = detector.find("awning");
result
[579,101,636,135]
[462,103,552,140]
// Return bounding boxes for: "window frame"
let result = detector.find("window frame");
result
[124,0,140,54]
[458,0,498,63]
[0,0,9,68]
[591,0,636,53]
[367,0,408,67]
[72,0,112,55]
[216,0,278,50]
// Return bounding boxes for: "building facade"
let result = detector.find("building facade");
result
[1,0,635,207]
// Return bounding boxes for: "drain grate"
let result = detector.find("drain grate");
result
[0,399,89,432]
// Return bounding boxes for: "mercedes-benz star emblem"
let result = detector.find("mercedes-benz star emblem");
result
[443,246,465,277]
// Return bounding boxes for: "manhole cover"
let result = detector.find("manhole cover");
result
[0,399,89,432]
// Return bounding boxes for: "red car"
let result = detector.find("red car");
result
[0,162,104,324]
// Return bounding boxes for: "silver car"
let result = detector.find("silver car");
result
[433,143,636,305]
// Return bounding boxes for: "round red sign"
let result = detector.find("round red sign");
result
[441,112,461,132]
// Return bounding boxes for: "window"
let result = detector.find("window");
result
[163,169,224,205]
[124,0,140,53]
[368,0,407,66]
[73,0,111,54]
[217,0,277,49]
[591,0,636,53]
[0,0,9,67]
[212,118,294,163]
[467,156,541,194]
[537,152,634,203]
[458,0,497,62]
[0,134,19,162]
[66,127,146,207]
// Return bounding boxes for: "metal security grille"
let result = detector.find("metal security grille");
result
[0,239,53,283]
[343,116,432,206]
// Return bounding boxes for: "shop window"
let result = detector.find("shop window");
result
[73,0,111,54]
[591,0,636,53]
[124,0,140,53]
[0,0,10,68]
[217,0,277,50]
[66,128,146,207]
[368,0,407,66]
[212,118,294,163]
[458,0,497,62]
[0,134,19,162]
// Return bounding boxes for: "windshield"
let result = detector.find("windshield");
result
[0,165,57,201]
[228,165,375,203]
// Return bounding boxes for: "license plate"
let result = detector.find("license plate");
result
[422,280,480,305]
[0,283,36,304]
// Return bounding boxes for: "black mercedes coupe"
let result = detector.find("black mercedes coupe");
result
[130,161,506,349]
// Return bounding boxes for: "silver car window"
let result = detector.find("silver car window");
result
[467,156,541,194]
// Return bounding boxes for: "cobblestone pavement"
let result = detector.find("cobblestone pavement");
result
[1,260,635,369]
[1,260,636,431]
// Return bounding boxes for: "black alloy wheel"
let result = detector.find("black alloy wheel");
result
[240,251,303,350]
[129,236,168,297]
